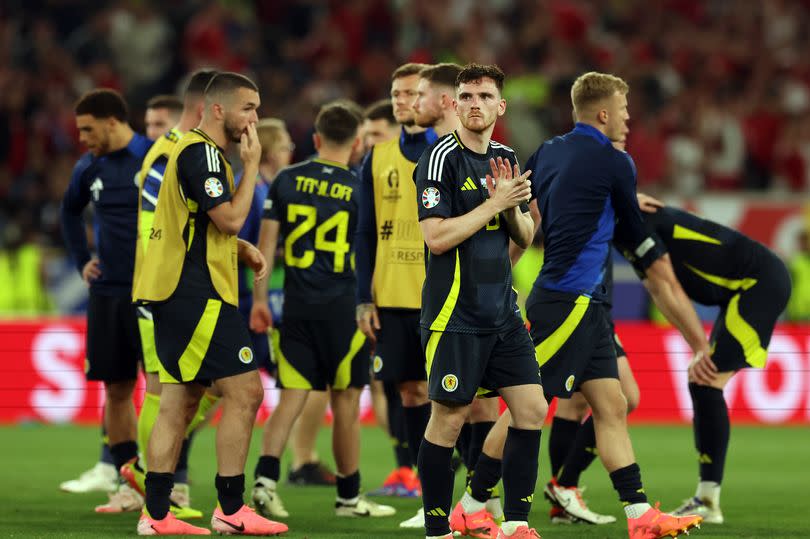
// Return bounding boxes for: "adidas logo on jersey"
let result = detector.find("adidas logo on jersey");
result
[460,177,478,191]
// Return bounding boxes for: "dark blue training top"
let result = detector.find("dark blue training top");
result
[235,171,271,310]
[354,126,437,304]
[525,123,648,302]
[61,133,153,296]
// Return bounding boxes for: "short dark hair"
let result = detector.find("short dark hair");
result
[456,63,505,92]
[146,94,183,113]
[315,103,360,145]
[330,99,364,123]
[364,99,396,124]
[185,69,219,97]
[391,63,429,81]
[204,72,258,100]
[420,63,463,89]
[74,88,128,121]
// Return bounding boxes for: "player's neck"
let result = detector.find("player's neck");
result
[196,120,228,149]
[458,125,493,154]
[433,115,461,138]
[577,120,608,137]
[108,124,134,153]
[316,147,351,167]
[176,111,200,134]
[402,123,426,135]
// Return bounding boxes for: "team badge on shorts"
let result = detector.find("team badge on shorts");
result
[204,177,224,197]
[441,374,458,392]
[565,375,575,392]
[238,346,254,364]
[372,355,383,373]
[422,187,440,208]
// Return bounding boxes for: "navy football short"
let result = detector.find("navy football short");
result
[421,320,541,405]
[528,293,618,399]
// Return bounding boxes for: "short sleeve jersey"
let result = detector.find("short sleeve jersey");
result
[263,158,359,319]
[415,131,528,334]
[173,135,233,298]
[614,206,765,306]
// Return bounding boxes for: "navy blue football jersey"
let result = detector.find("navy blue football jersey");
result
[263,158,359,319]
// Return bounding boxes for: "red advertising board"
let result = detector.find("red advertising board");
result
[1,319,808,424]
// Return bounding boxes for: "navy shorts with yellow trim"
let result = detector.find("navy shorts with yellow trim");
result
[608,320,627,359]
[277,316,369,391]
[528,294,618,399]
[86,292,142,382]
[421,320,541,405]
[136,306,160,374]
[709,251,791,372]
[152,296,257,385]
[372,308,426,383]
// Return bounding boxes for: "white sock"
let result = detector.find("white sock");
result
[624,502,652,519]
[427,536,449,539]
[460,492,486,513]
[695,481,721,506]
[256,476,277,490]
[486,496,504,519]
[337,496,360,506]
[500,520,528,535]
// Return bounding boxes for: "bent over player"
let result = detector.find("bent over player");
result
[615,205,792,524]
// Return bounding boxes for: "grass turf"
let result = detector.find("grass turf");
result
[0,423,808,538]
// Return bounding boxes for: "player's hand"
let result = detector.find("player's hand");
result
[250,302,273,333]
[356,302,381,347]
[637,192,664,214]
[81,258,102,285]
[239,241,268,282]
[486,157,532,212]
[688,349,718,385]
[240,122,262,168]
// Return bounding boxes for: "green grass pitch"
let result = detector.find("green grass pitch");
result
[1,424,808,538]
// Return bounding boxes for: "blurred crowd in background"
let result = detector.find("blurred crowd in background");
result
[1,0,809,318]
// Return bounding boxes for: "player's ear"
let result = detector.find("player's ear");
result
[498,98,506,117]
[598,108,608,126]
[312,132,321,152]
[211,102,224,121]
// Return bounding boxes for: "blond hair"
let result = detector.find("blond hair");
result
[256,118,288,162]
[571,72,629,115]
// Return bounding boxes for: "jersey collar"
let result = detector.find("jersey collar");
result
[191,128,225,153]
[572,122,611,146]
[312,157,349,170]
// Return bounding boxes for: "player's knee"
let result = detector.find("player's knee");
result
[235,377,264,413]
[511,396,548,429]
[428,402,468,438]
[592,391,627,423]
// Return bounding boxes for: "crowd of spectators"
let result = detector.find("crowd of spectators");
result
[1,0,809,249]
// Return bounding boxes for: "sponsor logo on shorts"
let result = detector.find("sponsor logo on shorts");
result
[422,187,440,208]
[441,374,458,392]
[204,177,224,198]
[565,375,575,392]
[238,346,254,364]
[372,355,383,373]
